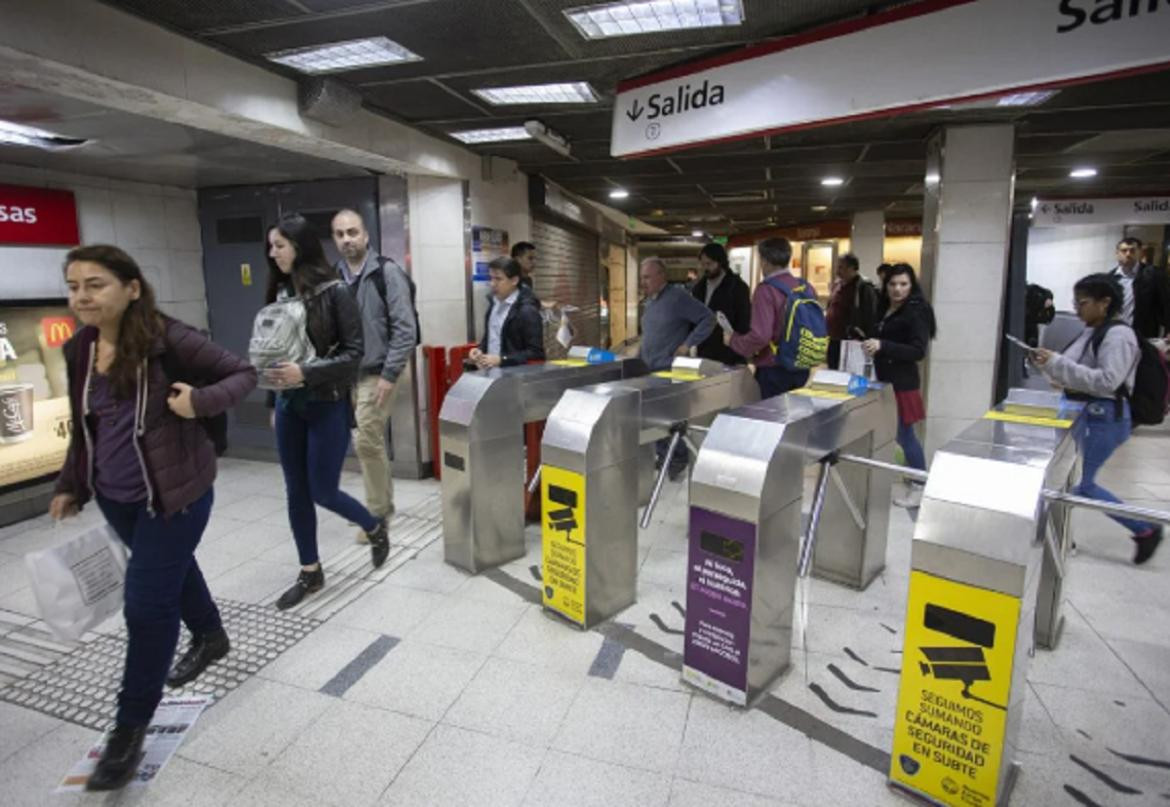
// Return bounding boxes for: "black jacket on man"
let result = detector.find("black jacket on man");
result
[478,286,546,366]
[873,296,934,392]
[1112,263,1170,340]
[691,270,751,365]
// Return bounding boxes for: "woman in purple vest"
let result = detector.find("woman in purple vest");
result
[50,244,257,791]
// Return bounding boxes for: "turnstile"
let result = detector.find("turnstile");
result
[439,348,648,573]
[887,395,1083,807]
[680,376,897,706]
[539,358,759,628]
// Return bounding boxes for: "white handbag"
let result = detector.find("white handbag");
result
[839,339,871,378]
[25,524,128,641]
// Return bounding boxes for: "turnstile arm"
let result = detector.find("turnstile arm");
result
[640,428,682,530]
[799,456,835,578]
[527,465,542,495]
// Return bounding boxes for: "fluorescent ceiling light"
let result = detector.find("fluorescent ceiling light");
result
[821,176,845,187]
[1069,167,1098,178]
[565,0,745,40]
[473,82,598,105]
[0,120,88,150]
[266,36,421,74]
[810,205,828,212]
[609,189,630,199]
[924,172,941,185]
[995,90,1058,107]
[691,230,704,237]
[449,127,532,144]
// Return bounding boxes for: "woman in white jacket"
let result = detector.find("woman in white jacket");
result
[1031,273,1162,565]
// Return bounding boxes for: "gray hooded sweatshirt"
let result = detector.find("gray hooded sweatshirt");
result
[337,252,418,383]
[1042,321,1139,400]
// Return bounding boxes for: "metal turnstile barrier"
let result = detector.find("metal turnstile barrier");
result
[439,348,648,573]
[539,358,760,629]
[886,392,1170,807]
[680,374,898,706]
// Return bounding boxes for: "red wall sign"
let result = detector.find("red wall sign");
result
[0,184,80,247]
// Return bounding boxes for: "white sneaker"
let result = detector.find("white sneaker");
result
[894,485,923,509]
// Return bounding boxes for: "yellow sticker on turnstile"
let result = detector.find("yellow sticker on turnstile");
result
[549,359,588,367]
[541,465,586,626]
[789,387,853,400]
[890,570,1022,807]
[982,410,1073,429]
[652,370,702,381]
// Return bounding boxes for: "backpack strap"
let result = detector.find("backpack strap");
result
[1085,319,1134,418]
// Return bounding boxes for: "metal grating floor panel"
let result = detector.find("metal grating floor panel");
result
[0,599,319,731]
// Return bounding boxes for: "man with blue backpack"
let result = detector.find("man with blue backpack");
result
[723,238,829,398]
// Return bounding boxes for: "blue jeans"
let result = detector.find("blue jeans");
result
[97,489,218,727]
[756,365,809,399]
[1076,399,1155,535]
[275,398,378,566]
[897,421,927,472]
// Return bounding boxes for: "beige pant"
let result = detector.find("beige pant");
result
[353,374,398,518]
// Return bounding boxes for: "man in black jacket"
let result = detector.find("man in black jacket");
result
[1111,237,1170,341]
[469,257,545,368]
[691,243,751,365]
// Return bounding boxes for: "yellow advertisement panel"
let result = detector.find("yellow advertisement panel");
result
[890,571,1021,807]
[541,465,586,626]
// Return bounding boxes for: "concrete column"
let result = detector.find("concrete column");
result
[850,210,885,280]
[920,124,1015,459]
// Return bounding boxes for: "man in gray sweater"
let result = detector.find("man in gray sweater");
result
[332,209,418,537]
[639,257,715,480]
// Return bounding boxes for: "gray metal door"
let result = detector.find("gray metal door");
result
[197,177,378,458]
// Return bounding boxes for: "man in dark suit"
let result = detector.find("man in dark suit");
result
[691,243,751,365]
[1111,237,1170,342]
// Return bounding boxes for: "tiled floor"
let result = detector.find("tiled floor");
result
[1,429,1169,806]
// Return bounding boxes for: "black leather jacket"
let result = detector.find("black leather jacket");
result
[301,281,364,401]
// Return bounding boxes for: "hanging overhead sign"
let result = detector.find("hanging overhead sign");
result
[0,184,79,246]
[611,0,1170,158]
[1032,196,1170,226]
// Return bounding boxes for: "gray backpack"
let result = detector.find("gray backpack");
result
[250,293,314,390]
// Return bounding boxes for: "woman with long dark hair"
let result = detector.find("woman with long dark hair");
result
[862,263,936,508]
[262,213,389,610]
[50,244,256,790]
[1032,273,1162,564]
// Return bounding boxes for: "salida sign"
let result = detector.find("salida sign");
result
[0,184,80,246]
[1032,196,1170,226]
[611,0,1170,157]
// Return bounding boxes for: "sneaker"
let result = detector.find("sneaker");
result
[355,506,394,544]
[166,627,230,688]
[85,723,147,791]
[275,567,324,610]
[1133,527,1163,566]
[367,518,390,569]
[893,484,923,509]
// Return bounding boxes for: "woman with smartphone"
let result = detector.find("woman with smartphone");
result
[1030,273,1162,565]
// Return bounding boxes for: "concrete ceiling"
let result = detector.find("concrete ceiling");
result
[91,0,1170,230]
[0,82,368,188]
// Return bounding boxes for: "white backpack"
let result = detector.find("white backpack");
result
[250,294,314,390]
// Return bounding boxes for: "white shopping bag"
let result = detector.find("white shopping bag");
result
[838,339,870,377]
[24,524,127,641]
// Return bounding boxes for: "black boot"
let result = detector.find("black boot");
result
[367,519,390,569]
[166,627,230,688]
[275,566,324,610]
[86,723,147,791]
[1134,527,1163,565]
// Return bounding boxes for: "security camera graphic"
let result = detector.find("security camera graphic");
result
[917,602,1006,711]
[546,485,583,546]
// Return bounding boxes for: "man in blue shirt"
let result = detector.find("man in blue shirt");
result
[638,257,715,480]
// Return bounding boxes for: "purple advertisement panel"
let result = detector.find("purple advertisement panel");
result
[682,507,756,705]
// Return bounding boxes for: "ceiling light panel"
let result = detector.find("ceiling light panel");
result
[995,90,1058,107]
[565,0,745,40]
[473,83,598,105]
[450,127,532,144]
[266,36,421,74]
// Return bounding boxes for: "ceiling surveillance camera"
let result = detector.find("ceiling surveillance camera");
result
[524,119,571,158]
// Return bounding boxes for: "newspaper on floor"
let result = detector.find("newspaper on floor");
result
[58,695,212,792]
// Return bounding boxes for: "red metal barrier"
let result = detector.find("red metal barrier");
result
[423,343,477,480]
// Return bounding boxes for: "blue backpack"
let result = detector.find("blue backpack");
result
[762,275,829,371]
